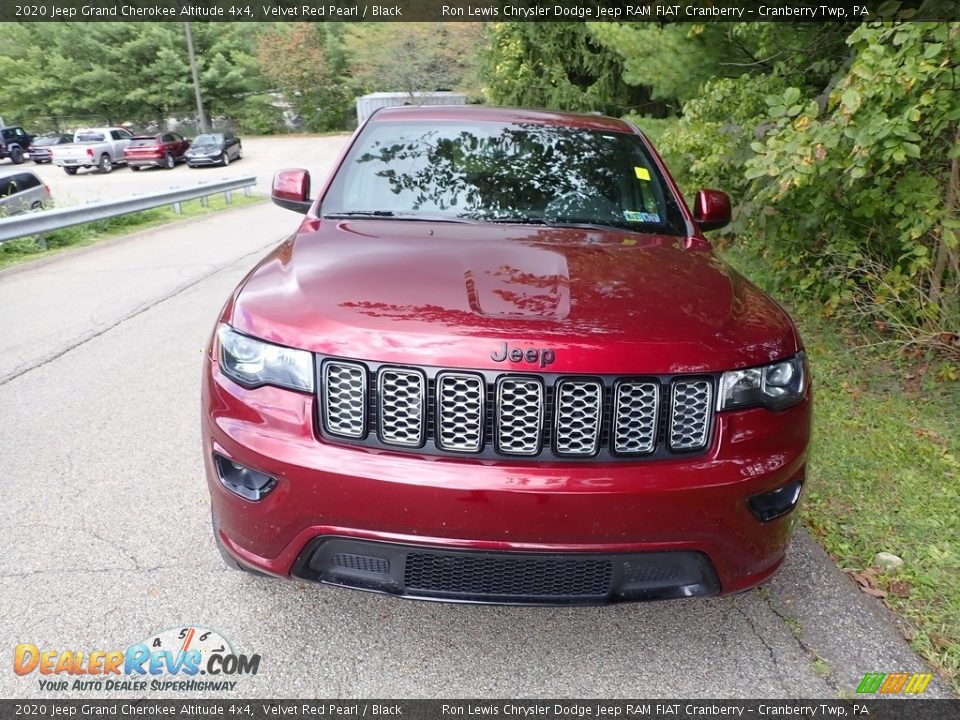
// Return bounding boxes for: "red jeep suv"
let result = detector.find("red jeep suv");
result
[202,106,811,604]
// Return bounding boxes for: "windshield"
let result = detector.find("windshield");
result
[35,136,61,146]
[193,134,223,145]
[322,119,686,234]
[76,133,105,143]
[128,137,159,147]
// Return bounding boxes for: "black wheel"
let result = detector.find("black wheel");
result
[98,154,113,173]
[10,147,24,164]
[131,165,141,172]
[63,166,78,175]
[30,201,44,211]
[222,150,231,167]
[164,153,175,170]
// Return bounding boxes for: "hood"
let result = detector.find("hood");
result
[229,220,799,374]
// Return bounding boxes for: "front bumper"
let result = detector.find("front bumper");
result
[203,355,811,603]
[186,155,222,166]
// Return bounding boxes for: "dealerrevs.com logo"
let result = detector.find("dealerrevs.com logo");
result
[13,626,261,692]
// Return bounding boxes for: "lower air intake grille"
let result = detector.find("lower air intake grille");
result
[404,552,614,599]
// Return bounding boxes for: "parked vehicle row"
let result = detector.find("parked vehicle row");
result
[2,124,245,174]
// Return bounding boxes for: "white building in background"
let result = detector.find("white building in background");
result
[355,92,468,125]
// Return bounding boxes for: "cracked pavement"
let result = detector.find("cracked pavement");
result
[0,136,951,698]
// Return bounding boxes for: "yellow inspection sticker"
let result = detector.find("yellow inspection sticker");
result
[635,166,651,181]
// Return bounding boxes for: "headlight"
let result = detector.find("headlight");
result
[718,352,806,411]
[218,324,314,392]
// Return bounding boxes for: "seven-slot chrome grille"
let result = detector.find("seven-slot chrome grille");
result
[318,359,715,461]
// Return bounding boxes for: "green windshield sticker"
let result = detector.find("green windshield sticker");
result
[624,210,661,223]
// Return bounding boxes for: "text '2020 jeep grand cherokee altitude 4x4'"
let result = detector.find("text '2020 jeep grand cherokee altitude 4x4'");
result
[202,106,811,605]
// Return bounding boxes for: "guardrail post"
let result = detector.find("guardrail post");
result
[172,202,182,215]
[243,186,251,197]
[36,234,48,251]
[225,190,233,205]
[200,195,209,208]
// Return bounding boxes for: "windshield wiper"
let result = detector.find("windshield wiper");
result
[485,215,634,232]
[323,211,397,218]
[485,215,549,225]
[322,211,474,224]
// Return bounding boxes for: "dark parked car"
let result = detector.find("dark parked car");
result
[185,132,242,168]
[124,132,191,170]
[0,126,34,164]
[202,106,812,605]
[27,135,72,164]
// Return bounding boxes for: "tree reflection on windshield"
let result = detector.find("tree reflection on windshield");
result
[325,121,686,235]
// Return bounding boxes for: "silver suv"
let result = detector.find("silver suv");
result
[0,169,51,217]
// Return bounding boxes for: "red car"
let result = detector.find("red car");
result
[123,132,190,170]
[202,106,811,604]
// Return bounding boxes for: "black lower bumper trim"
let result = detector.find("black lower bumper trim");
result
[292,537,720,605]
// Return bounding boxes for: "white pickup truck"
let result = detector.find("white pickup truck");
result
[51,127,134,175]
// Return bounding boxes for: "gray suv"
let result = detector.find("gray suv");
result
[0,169,51,217]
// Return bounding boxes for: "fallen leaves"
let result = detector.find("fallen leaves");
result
[846,566,914,600]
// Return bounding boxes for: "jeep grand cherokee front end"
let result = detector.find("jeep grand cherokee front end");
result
[201,106,811,604]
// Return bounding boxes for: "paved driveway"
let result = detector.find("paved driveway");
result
[0,136,949,699]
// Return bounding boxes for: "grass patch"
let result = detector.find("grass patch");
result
[0,193,264,271]
[722,244,960,692]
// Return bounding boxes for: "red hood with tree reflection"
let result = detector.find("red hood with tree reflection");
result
[226,219,800,375]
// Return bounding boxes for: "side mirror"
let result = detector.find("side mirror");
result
[272,169,312,214]
[693,189,731,232]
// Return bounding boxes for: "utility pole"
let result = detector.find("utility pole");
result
[184,22,209,134]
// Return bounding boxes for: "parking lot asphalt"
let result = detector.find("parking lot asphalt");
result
[0,137,951,699]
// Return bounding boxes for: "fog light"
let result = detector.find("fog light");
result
[214,454,276,501]
[748,479,803,522]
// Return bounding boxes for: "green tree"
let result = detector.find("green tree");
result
[482,23,650,117]
[257,23,351,131]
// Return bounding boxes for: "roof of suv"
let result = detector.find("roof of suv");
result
[369,105,636,134]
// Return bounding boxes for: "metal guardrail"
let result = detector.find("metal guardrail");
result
[0,175,257,245]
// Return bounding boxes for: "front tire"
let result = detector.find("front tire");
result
[10,147,24,164]
[63,166,78,175]
[222,151,231,167]
[98,154,113,173]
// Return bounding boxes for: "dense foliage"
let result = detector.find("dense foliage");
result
[0,22,275,132]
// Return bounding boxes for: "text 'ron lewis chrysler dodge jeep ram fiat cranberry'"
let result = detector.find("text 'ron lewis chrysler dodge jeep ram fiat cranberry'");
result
[201,106,811,604]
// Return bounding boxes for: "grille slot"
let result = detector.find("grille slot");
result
[554,379,603,456]
[404,552,614,599]
[669,379,713,451]
[436,373,485,452]
[495,377,544,455]
[322,361,367,438]
[613,381,659,454]
[378,368,425,447]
